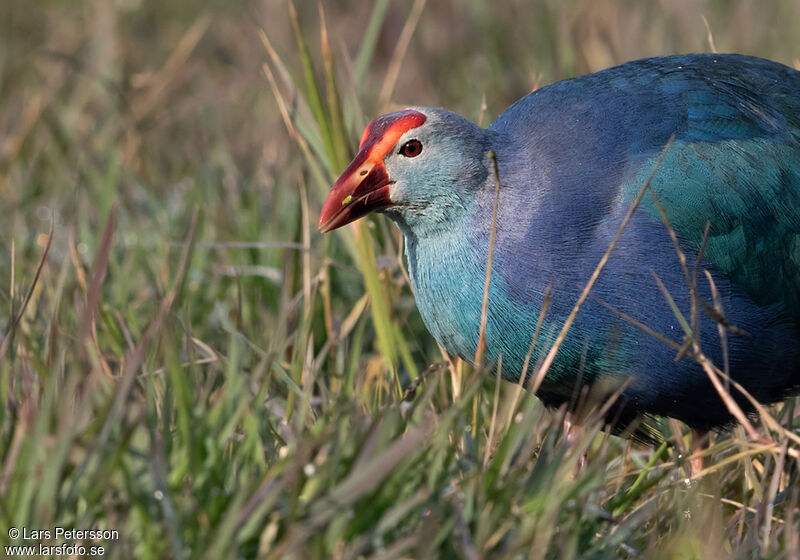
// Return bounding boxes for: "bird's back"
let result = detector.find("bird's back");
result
[491,54,800,312]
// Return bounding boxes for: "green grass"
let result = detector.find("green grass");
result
[1,0,800,558]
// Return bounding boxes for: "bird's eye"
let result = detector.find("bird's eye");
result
[399,139,423,158]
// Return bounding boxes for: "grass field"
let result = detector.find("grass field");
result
[2,0,800,558]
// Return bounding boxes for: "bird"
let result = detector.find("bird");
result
[318,54,800,460]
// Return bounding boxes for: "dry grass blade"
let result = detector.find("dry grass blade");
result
[483,355,502,470]
[692,444,776,480]
[318,1,348,170]
[504,285,551,431]
[300,179,312,318]
[650,270,693,341]
[235,466,300,533]
[475,150,502,366]
[0,92,47,166]
[592,294,683,352]
[693,347,761,440]
[645,185,706,346]
[762,439,788,551]
[0,214,54,359]
[702,15,719,53]
[714,368,800,451]
[75,206,117,377]
[131,15,211,121]
[79,205,117,344]
[699,494,785,524]
[478,92,488,127]
[704,270,730,378]
[288,0,338,169]
[314,293,368,368]
[262,61,328,190]
[378,0,427,110]
[690,221,711,336]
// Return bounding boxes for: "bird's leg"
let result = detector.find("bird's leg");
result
[563,411,587,471]
[690,428,709,477]
[563,412,575,440]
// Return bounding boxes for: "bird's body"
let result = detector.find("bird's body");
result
[320,54,800,430]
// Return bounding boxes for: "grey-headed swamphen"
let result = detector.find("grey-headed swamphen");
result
[319,54,800,461]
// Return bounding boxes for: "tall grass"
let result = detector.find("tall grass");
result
[0,0,799,558]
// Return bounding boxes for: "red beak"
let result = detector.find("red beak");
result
[318,151,393,233]
[318,108,426,232]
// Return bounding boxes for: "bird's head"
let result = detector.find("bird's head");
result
[318,108,492,237]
